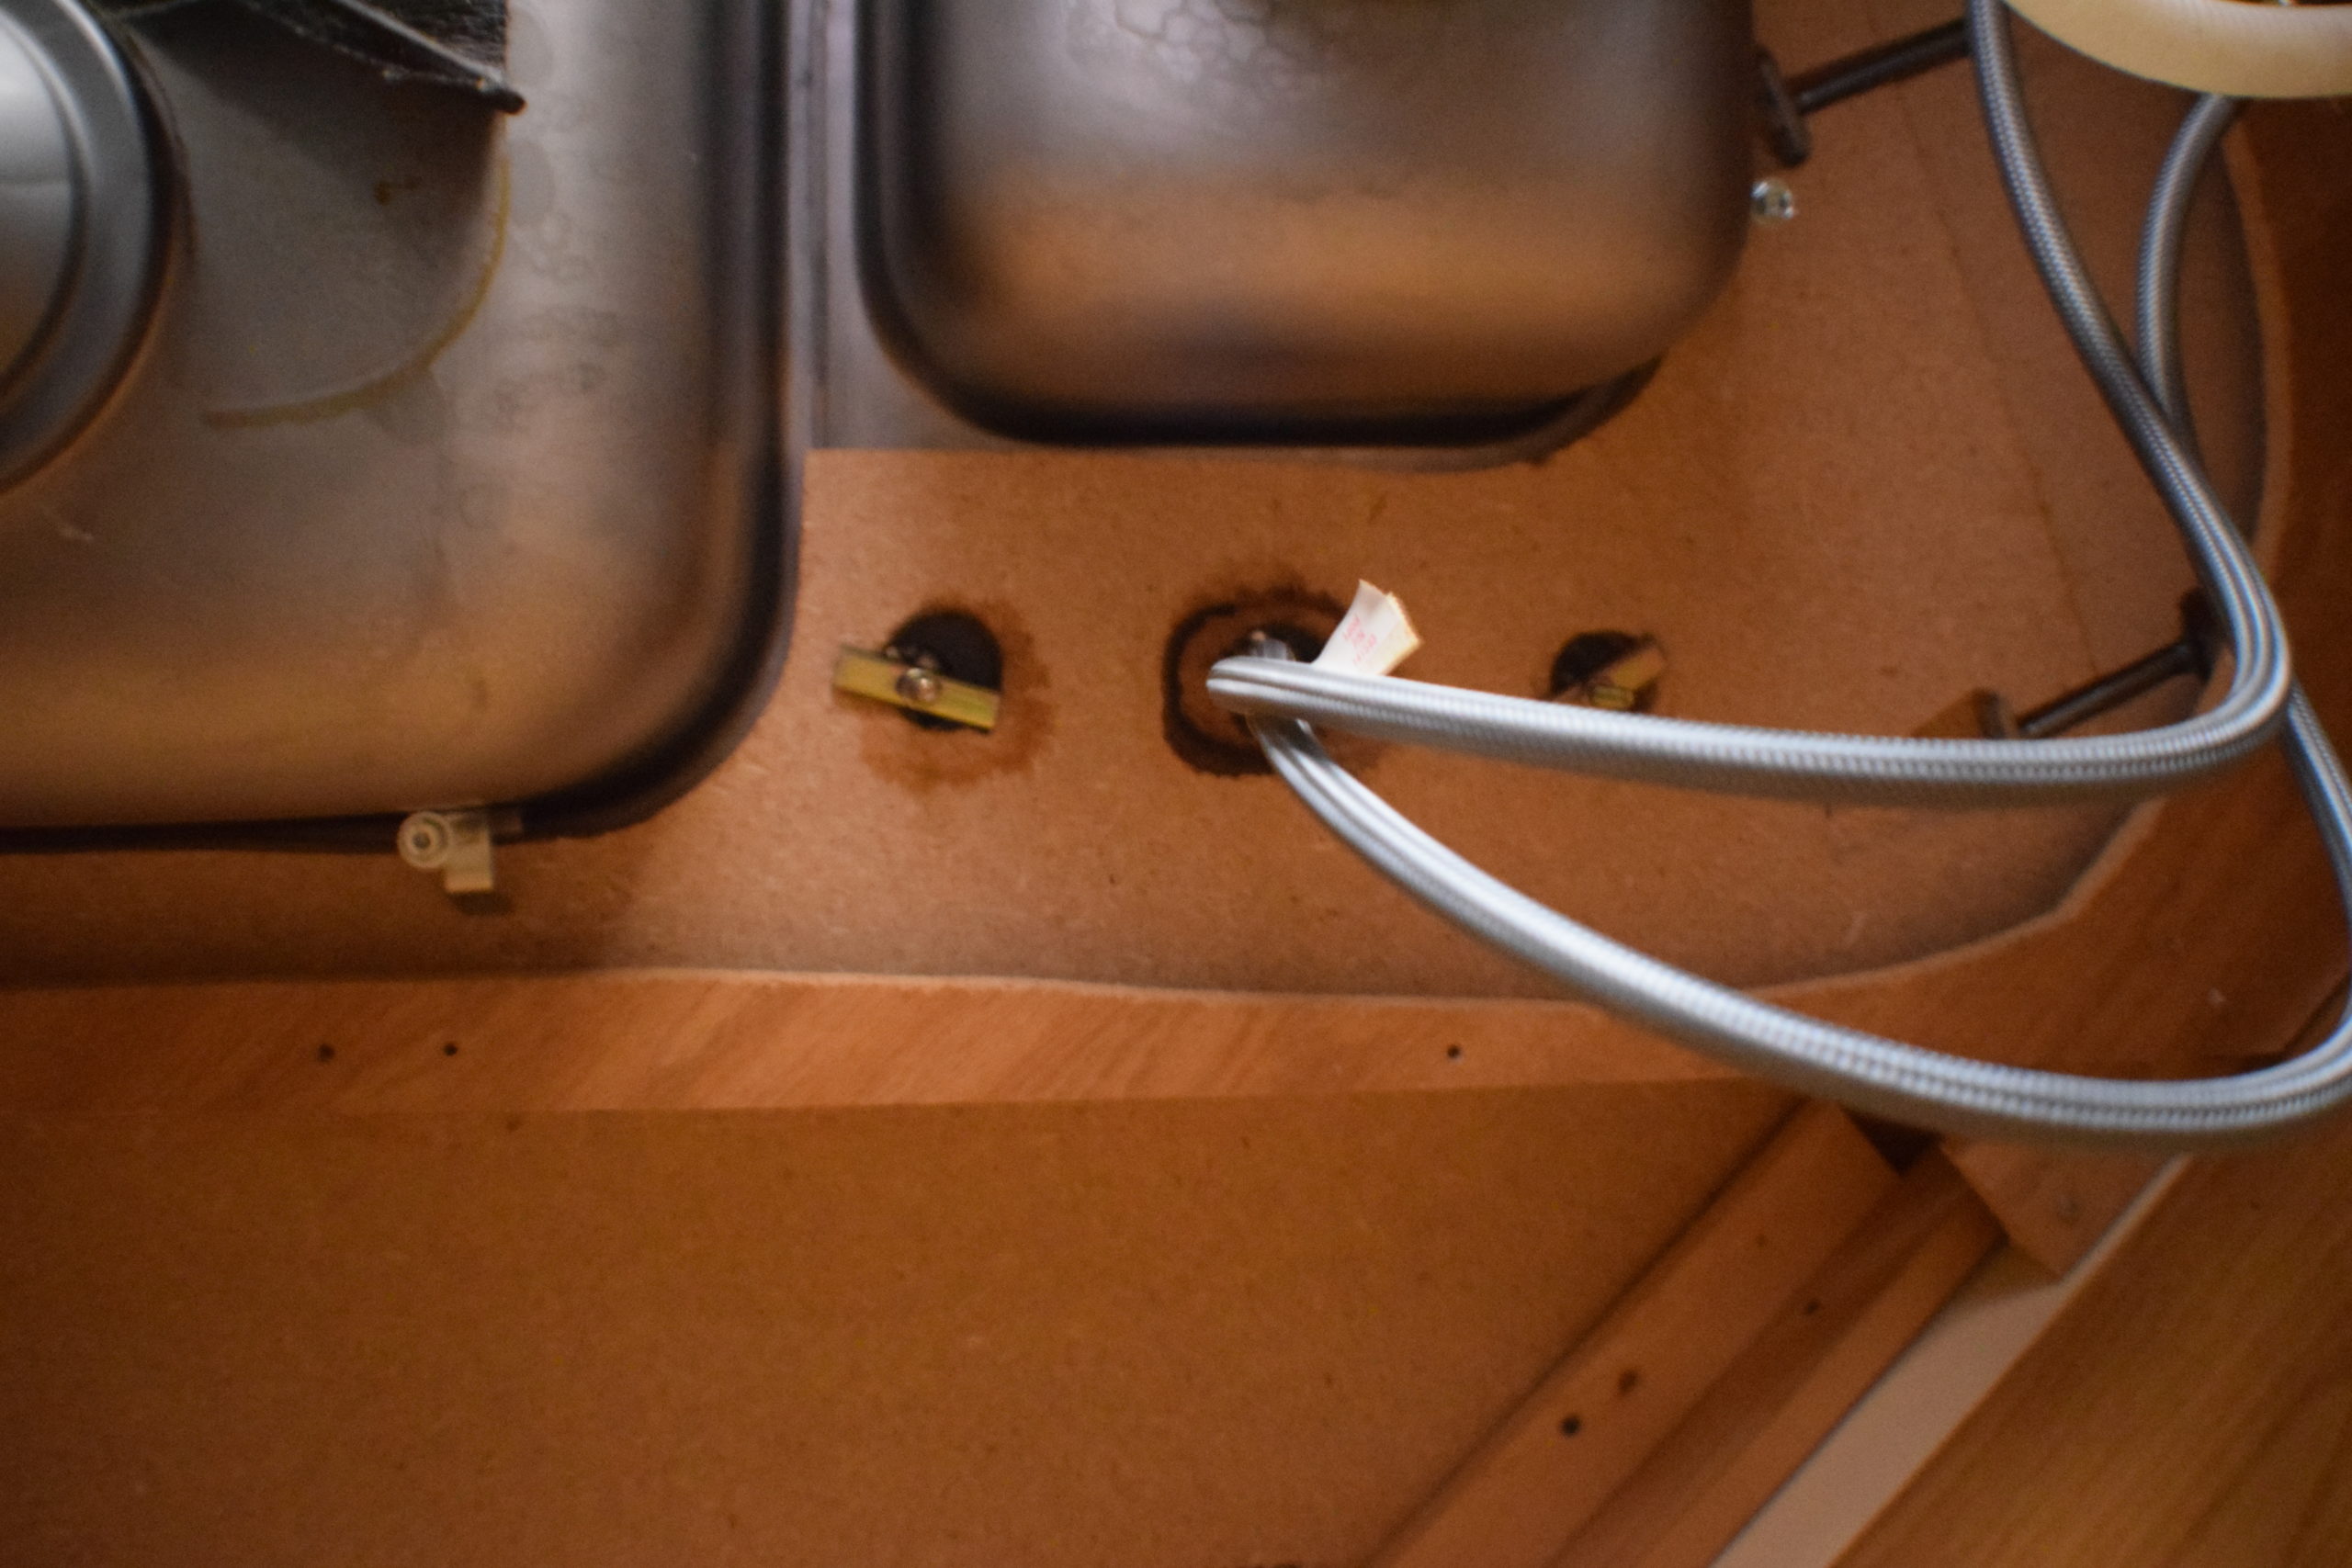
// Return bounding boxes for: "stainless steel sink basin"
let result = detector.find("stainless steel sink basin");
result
[0,0,781,840]
[858,0,1752,444]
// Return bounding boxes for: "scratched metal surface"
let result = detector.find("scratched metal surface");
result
[0,0,777,827]
[0,0,2272,998]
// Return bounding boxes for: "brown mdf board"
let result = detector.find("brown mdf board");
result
[1834,1087,2352,1568]
[0,0,2267,1007]
[0,1081,1795,1568]
[0,973,1745,1115]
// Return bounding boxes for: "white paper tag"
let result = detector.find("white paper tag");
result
[1314,581,1422,677]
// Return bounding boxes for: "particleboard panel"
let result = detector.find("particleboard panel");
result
[1788,96,2352,1085]
[1855,0,2268,671]
[0,0,2265,1002]
[0,1083,1792,1568]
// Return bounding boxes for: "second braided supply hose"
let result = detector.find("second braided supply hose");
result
[1204,0,2352,1150]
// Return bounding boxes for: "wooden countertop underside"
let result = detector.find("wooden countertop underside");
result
[3,13,2348,1566]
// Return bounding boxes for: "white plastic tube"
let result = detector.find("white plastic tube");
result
[2007,0,2352,97]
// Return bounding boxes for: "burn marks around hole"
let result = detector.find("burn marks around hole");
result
[852,600,1050,790]
[884,609,1003,732]
[1547,629,1665,712]
[1163,581,1384,777]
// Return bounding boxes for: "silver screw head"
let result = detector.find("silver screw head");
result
[896,667,944,705]
[1750,177,1798,225]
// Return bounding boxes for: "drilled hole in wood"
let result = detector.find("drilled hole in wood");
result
[1162,587,1341,776]
[1547,629,1662,712]
[885,610,1004,733]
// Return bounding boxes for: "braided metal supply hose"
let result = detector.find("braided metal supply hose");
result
[1214,5,2295,811]
[2135,93,2239,437]
[1205,0,2352,1148]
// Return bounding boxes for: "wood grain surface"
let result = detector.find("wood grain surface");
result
[1939,1139,2163,1274]
[1836,1085,2352,1568]
[1828,106,2352,1562]
[1551,1152,2001,1568]
[1374,1104,1896,1568]
[0,971,1737,1116]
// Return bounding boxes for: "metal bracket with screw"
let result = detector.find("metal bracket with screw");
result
[396,808,497,897]
[1555,638,1668,712]
[1913,593,2220,741]
[832,645,1001,730]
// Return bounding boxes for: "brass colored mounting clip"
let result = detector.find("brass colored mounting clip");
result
[1555,637,1668,712]
[832,646,1001,731]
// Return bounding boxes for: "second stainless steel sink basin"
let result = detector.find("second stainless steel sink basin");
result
[858,0,1753,445]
